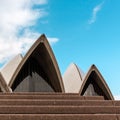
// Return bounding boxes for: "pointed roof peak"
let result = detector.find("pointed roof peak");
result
[66,63,85,79]
[9,34,64,92]
[35,34,48,43]
[91,64,96,68]
[63,63,85,93]
[79,64,114,100]
[88,64,97,70]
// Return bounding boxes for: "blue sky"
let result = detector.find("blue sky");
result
[0,0,120,98]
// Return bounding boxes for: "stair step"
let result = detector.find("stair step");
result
[0,92,79,95]
[0,114,117,120]
[0,100,113,106]
[0,93,105,100]
[0,95,104,100]
[0,106,119,114]
[84,96,104,100]
[114,101,120,106]
[0,95,83,99]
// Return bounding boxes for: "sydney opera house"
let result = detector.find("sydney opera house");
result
[0,34,119,120]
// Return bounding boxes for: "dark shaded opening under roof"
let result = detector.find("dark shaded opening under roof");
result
[11,43,62,92]
[81,71,108,100]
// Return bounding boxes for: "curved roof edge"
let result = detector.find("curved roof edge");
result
[0,72,11,92]
[79,64,114,100]
[63,63,84,93]
[74,63,85,80]
[8,34,65,92]
[1,54,23,85]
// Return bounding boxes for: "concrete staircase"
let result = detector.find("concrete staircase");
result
[0,93,119,120]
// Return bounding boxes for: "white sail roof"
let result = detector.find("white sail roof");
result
[63,63,85,93]
[0,54,23,85]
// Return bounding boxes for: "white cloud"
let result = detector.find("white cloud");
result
[48,37,59,44]
[0,0,59,64]
[88,2,104,24]
[114,95,120,100]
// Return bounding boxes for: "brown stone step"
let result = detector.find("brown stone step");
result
[0,114,117,120]
[84,96,104,100]
[114,101,120,106]
[0,95,104,100]
[0,106,119,114]
[0,92,79,95]
[0,95,83,100]
[0,100,113,106]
